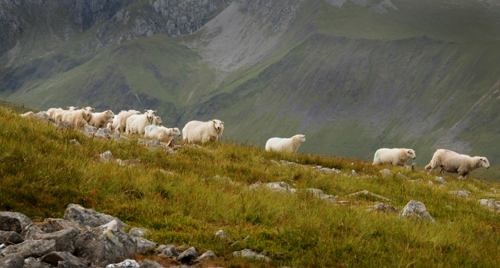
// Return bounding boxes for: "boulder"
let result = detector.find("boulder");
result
[24,257,54,268]
[55,121,73,130]
[94,128,112,140]
[0,240,56,258]
[105,259,140,267]
[157,245,178,257]
[306,188,337,202]
[0,253,24,268]
[20,223,45,240]
[64,204,127,230]
[0,230,24,244]
[176,247,197,263]
[233,249,269,262]
[40,251,89,267]
[139,259,166,268]
[132,237,156,255]
[33,112,54,123]
[0,212,35,233]
[74,228,137,266]
[34,228,79,254]
[400,200,435,223]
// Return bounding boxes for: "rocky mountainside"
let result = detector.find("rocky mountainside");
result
[2,0,500,172]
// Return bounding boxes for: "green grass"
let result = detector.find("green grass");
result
[2,108,500,267]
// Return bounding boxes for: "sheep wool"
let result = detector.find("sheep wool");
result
[425,149,490,180]
[125,109,156,135]
[182,119,224,144]
[372,148,416,166]
[62,108,93,129]
[109,110,141,133]
[145,125,181,145]
[89,110,115,129]
[265,134,306,153]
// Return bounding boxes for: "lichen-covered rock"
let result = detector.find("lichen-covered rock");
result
[34,228,79,254]
[74,228,137,267]
[196,250,216,261]
[105,259,140,267]
[132,237,156,255]
[0,212,35,234]
[100,151,114,163]
[400,200,435,223]
[0,240,56,258]
[40,218,78,233]
[64,204,127,230]
[157,245,178,257]
[128,228,150,238]
[139,259,166,268]
[367,203,399,213]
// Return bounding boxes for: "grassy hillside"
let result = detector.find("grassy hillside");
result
[2,108,500,267]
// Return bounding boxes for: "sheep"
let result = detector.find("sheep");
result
[154,116,162,125]
[54,106,79,122]
[182,119,224,144]
[108,110,141,133]
[265,134,306,153]
[425,149,490,180]
[89,110,115,129]
[145,125,181,145]
[21,111,34,117]
[125,109,156,135]
[372,148,416,166]
[62,107,94,129]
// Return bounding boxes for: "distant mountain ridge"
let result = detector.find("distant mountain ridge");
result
[2,0,500,170]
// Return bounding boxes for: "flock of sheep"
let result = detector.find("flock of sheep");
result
[22,106,491,180]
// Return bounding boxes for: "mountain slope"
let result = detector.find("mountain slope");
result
[3,0,500,172]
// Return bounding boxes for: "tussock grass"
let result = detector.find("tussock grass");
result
[1,107,500,267]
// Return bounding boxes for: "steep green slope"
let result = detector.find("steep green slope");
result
[3,107,500,267]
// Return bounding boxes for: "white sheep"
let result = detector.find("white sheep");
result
[89,110,115,129]
[125,109,156,135]
[62,107,94,129]
[182,119,224,144]
[108,110,141,133]
[425,149,490,180]
[20,111,34,117]
[265,134,306,153]
[154,116,163,125]
[53,106,79,122]
[372,148,416,166]
[145,125,181,145]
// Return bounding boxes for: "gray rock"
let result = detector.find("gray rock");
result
[33,112,55,123]
[59,261,87,268]
[367,203,399,213]
[34,228,79,254]
[380,169,392,176]
[0,230,23,244]
[408,178,423,183]
[345,190,392,202]
[40,218,78,233]
[132,237,156,255]
[69,139,81,146]
[478,199,500,212]
[116,159,141,166]
[100,151,113,163]
[83,125,98,138]
[75,228,137,267]
[176,247,197,263]
[0,253,24,268]
[0,240,56,258]
[435,177,447,184]
[215,230,228,239]
[139,259,166,268]
[0,212,34,234]
[157,245,178,257]
[138,139,161,148]
[252,182,297,194]
[40,251,89,267]
[233,249,269,262]
[351,170,358,176]
[128,228,150,238]
[400,200,435,223]
[196,250,216,261]
[64,204,127,230]
[95,128,112,139]
[306,188,337,202]
[55,121,73,130]
[20,223,45,240]
[319,168,334,173]
[428,181,434,186]
[24,257,54,268]
[449,190,469,198]
[105,259,140,267]
[270,160,280,166]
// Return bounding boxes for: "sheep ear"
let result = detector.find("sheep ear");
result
[91,108,95,111]
[67,106,70,109]
[145,109,148,112]
[154,110,157,113]
[408,150,411,153]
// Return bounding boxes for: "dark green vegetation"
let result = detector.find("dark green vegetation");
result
[2,108,500,267]
[2,0,500,180]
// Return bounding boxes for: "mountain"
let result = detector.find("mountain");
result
[2,0,500,174]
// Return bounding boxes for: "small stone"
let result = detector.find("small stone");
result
[133,237,157,255]
[129,228,150,238]
[139,259,166,268]
[100,151,113,163]
[176,247,197,263]
[367,203,398,213]
[270,160,280,166]
[380,169,392,176]
[0,230,24,244]
[158,245,178,257]
[351,170,357,176]
[400,200,435,223]
[105,259,140,267]
[408,178,423,183]
[233,249,270,262]
[446,205,453,210]
[428,180,434,186]
[435,177,447,184]
[196,250,216,261]
[215,230,228,239]
[449,190,469,198]
[40,251,89,266]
